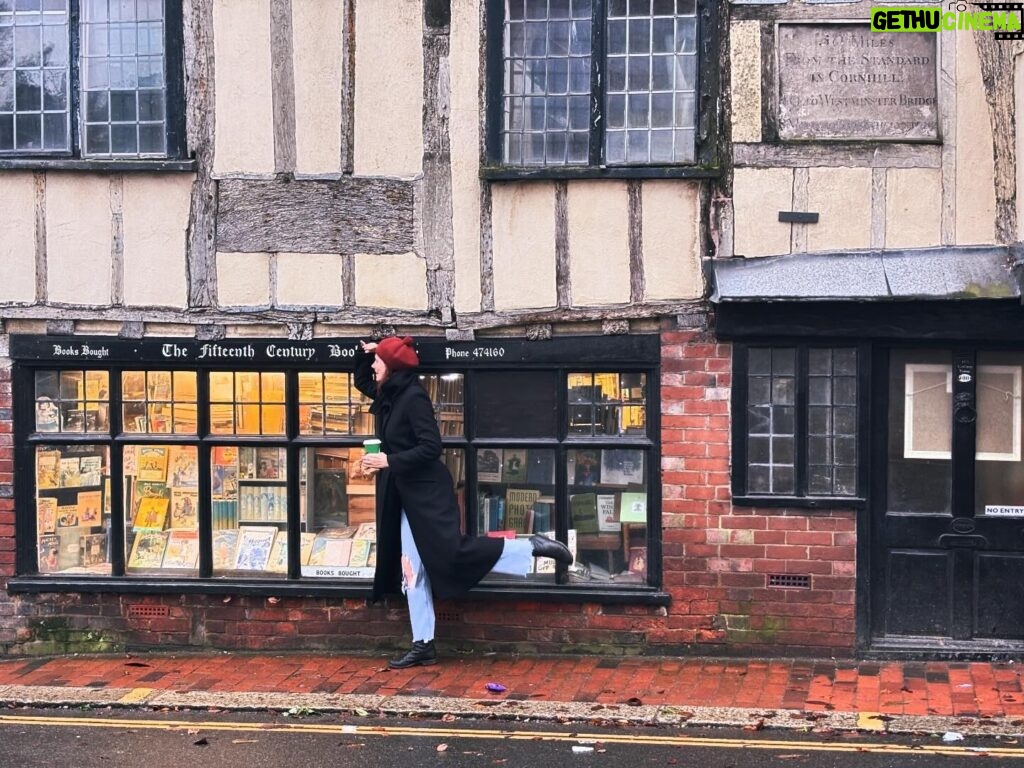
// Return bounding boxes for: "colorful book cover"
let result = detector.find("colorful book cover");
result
[169,488,199,529]
[348,538,372,568]
[501,448,528,483]
[78,455,103,487]
[168,446,199,488]
[597,494,620,532]
[212,529,240,570]
[79,533,108,567]
[76,490,103,526]
[36,450,61,489]
[307,532,353,567]
[300,531,317,565]
[618,492,647,523]
[38,534,61,573]
[56,504,80,528]
[266,532,288,573]
[58,457,81,487]
[353,522,377,540]
[36,497,57,535]
[234,526,278,570]
[600,449,644,486]
[477,448,503,483]
[570,493,599,533]
[133,497,169,531]
[127,530,168,569]
[136,446,168,482]
[505,488,541,533]
[162,529,200,569]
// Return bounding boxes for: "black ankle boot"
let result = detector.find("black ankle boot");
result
[389,640,438,669]
[529,534,573,565]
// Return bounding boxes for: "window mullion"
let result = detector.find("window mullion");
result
[588,0,606,166]
[795,346,809,497]
[69,0,82,155]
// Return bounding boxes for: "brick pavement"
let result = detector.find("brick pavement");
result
[0,653,1023,720]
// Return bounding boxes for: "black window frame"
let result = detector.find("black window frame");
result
[731,340,870,509]
[10,334,668,606]
[0,0,191,172]
[482,0,720,181]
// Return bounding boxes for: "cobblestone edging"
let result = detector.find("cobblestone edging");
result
[1,684,1022,739]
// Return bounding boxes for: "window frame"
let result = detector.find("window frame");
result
[10,335,668,605]
[731,340,870,509]
[0,0,190,171]
[482,0,720,181]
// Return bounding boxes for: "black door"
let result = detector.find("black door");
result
[872,347,1024,645]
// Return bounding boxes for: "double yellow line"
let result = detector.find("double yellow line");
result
[0,714,1020,758]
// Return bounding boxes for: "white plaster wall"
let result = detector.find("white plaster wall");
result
[213,0,275,176]
[886,168,941,249]
[567,181,630,306]
[293,0,343,176]
[354,252,427,310]
[733,168,792,257]
[276,252,343,305]
[217,252,272,306]
[353,1,423,177]
[491,183,557,311]
[642,181,702,300]
[730,20,761,144]
[0,172,37,303]
[451,0,482,313]
[955,32,996,244]
[122,175,191,307]
[46,174,111,305]
[806,167,871,252]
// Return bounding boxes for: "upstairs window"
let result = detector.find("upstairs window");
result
[0,0,183,159]
[488,0,712,173]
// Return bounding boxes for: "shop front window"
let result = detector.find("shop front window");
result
[16,336,660,594]
[35,444,110,574]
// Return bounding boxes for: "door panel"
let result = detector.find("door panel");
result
[976,554,1024,639]
[885,550,952,635]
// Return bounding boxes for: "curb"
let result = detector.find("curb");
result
[1,684,1022,739]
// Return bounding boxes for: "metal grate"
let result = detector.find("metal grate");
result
[768,574,811,589]
[436,610,462,623]
[127,605,169,619]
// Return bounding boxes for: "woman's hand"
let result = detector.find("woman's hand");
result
[360,340,378,354]
[361,452,389,474]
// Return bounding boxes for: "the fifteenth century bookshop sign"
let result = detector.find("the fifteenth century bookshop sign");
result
[777,23,938,141]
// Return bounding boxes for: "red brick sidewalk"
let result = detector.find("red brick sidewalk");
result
[0,654,1022,718]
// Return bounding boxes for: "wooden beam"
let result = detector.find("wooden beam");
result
[270,0,297,175]
[422,21,456,314]
[216,177,416,254]
[183,0,218,308]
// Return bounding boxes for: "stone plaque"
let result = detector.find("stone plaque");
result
[776,23,938,140]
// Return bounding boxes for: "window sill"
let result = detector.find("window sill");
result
[731,495,866,510]
[7,576,671,605]
[0,157,196,173]
[481,164,720,182]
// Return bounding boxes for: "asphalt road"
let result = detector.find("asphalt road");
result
[0,706,1021,768]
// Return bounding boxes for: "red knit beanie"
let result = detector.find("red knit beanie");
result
[375,336,419,371]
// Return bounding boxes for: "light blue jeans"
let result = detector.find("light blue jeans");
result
[400,510,532,643]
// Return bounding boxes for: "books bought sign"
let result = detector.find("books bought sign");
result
[11,335,660,366]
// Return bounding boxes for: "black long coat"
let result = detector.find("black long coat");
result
[354,350,503,601]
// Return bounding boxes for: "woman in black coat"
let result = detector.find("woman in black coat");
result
[355,336,572,668]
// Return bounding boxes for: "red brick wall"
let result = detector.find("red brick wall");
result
[658,329,857,656]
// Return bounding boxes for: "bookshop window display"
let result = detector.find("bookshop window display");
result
[14,336,661,597]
